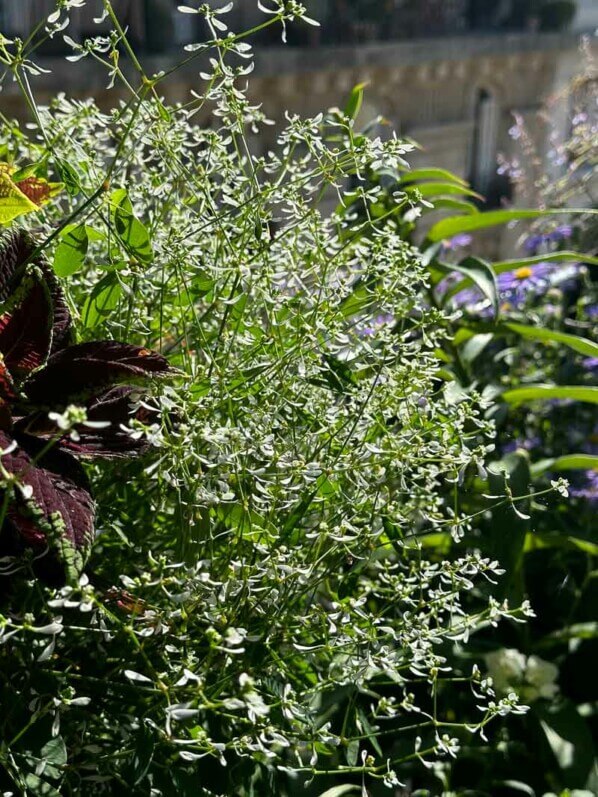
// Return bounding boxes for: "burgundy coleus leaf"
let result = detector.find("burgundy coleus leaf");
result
[16,176,55,207]
[0,228,73,355]
[24,341,175,405]
[17,386,159,458]
[0,362,17,403]
[0,267,53,380]
[0,431,95,581]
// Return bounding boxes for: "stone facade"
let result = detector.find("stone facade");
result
[0,2,596,252]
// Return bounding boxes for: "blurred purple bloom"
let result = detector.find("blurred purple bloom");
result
[582,357,598,371]
[502,435,541,454]
[443,234,473,252]
[586,305,598,320]
[524,225,573,254]
[582,427,598,456]
[359,313,395,337]
[570,470,598,505]
[524,234,545,253]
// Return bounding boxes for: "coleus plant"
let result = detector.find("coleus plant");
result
[0,228,174,583]
[0,163,63,224]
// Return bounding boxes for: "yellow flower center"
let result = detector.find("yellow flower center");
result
[514,267,534,280]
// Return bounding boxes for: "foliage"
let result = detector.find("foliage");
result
[0,3,594,796]
[328,63,598,796]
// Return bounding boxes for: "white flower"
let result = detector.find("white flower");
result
[551,477,569,497]
[485,649,559,703]
[525,655,559,700]
[484,648,526,694]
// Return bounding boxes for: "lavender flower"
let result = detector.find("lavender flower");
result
[570,470,598,506]
[442,234,473,252]
[358,313,395,337]
[449,262,581,317]
[502,435,541,455]
[524,225,573,254]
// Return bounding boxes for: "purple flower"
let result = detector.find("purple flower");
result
[585,305,598,320]
[358,313,395,337]
[450,262,581,316]
[502,435,541,454]
[570,470,598,506]
[524,225,573,254]
[582,357,598,371]
[442,234,473,252]
[549,225,573,242]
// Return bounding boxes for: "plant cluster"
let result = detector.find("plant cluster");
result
[0,3,595,796]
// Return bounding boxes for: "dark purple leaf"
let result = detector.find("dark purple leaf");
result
[0,362,17,402]
[0,268,53,379]
[18,387,159,458]
[0,431,95,576]
[24,341,175,405]
[0,228,73,354]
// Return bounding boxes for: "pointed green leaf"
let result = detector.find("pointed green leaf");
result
[504,322,598,358]
[399,167,469,186]
[531,454,598,477]
[465,321,598,359]
[405,181,482,200]
[494,251,598,271]
[502,385,598,405]
[344,82,367,121]
[427,208,598,243]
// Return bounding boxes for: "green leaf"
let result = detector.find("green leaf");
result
[317,787,361,797]
[55,159,81,195]
[110,188,153,264]
[53,223,89,277]
[399,167,469,186]
[81,273,122,328]
[0,169,38,223]
[356,707,382,757]
[426,208,598,243]
[344,82,367,121]
[345,737,360,767]
[502,385,598,406]
[424,197,480,215]
[122,726,154,787]
[531,454,598,477]
[41,737,67,768]
[461,333,493,363]
[433,257,498,317]
[524,531,598,556]
[493,251,598,271]
[336,276,379,319]
[487,452,531,601]
[24,774,62,797]
[536,702,595,788]
[405,181,482,200]
[467,322,598,360]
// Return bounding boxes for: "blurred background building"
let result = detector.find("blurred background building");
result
[0,0,596,222]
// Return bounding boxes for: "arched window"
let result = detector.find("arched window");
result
[470,87,499,195]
